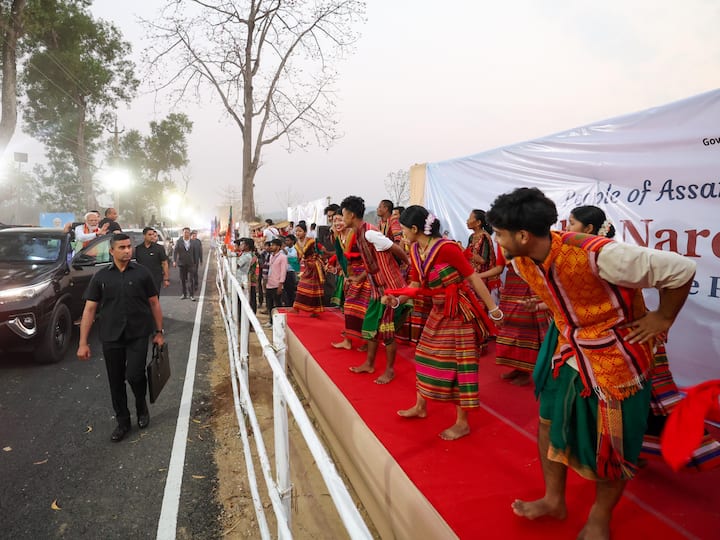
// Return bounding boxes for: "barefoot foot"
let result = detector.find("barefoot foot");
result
[398,404,427,419]
[331,339,352,350]
[374,370,394,384]
[511,498,567,521]
[349,363,374,374]
[439,424,470,440]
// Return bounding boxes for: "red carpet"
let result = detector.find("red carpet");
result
[285,308,720,539]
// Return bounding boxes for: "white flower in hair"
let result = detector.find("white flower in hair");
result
[598,219,612,237]
[424,213,436,235]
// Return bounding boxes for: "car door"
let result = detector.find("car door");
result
[67,235,114,316]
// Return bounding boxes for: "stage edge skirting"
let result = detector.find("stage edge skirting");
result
[286,328,458,540]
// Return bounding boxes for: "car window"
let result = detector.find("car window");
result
[0,233,62,263]
[126,232,143,247]
[124,230,164,244]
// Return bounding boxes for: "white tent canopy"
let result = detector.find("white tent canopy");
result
[418,89,720,386]
[287,197,330,228]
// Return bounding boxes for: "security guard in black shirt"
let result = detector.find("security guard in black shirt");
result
[77,234,165,442]
[135,227,170,295]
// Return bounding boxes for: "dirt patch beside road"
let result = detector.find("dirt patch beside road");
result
[207,298,374,538]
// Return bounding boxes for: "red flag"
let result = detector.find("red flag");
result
[661,380,720,471]
[224,206,232,246]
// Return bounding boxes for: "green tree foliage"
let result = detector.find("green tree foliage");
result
[1,1,94,154]
[0,0,27,153]
[105,113,193,227]
[145,113,193,184]
[109,128,144,225]
[21,0,137,209]
[31,148,86,213]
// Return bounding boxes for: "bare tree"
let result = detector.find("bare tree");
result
[143,0,366,221]
[0,0,26,153]
[384,168,409,207]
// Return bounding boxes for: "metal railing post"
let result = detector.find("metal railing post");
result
[240,280,250,390]
[229,256,238,328]
[272,312,292,532]
[215,247,372,539]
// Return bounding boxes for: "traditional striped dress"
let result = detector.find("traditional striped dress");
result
[379,216,403,244]
[292,239,325,314]
[466,231,498,289]
[379,216,420,342]
[495,265,549,372]
[395,296,431,344]
[332,230,370,339]
[356,221,407,341]
[410,239,492,408]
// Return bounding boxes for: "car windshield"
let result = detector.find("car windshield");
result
[0,233,63,263]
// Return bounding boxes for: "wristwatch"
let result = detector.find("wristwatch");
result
[154,329,165,335]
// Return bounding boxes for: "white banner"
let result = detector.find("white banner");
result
[287,197,329,228]
[425,89,720,386]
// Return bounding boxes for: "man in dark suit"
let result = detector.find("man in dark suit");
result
[173,227,199,300]
[189,230,203,298]
[77,234,165,441]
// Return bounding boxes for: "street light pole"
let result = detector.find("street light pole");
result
[107,116,125,215]
[13,152,27,224]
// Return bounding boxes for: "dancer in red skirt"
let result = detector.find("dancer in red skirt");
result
[384,205,500,440]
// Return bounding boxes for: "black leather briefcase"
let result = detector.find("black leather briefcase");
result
[147,343,171,404]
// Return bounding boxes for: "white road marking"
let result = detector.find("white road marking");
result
[156,260,211,540]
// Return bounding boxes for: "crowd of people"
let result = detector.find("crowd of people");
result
[224,189,718,540]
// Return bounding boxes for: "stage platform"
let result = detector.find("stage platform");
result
[284,308,720,540]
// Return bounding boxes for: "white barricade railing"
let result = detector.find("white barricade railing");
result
[213,244,372,540]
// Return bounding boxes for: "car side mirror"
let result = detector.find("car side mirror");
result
[72,254,95,268]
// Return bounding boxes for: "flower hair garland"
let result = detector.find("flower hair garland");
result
[597,219,612,237]
[424,213,436,235]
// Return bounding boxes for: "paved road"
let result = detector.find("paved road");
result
[0,251,223,539]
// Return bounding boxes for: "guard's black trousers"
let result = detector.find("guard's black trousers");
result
[103,336,149,427]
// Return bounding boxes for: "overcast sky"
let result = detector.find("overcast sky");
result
[10,0,720,223]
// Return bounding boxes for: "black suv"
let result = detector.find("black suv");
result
[0,228,115,363]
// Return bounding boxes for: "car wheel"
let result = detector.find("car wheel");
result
[33,303,72,364]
